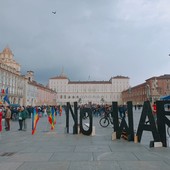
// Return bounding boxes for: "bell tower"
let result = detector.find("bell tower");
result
[26,71,34,82]
[0,46,21,74]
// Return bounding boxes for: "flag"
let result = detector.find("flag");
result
[32,108,39,135]
[48,107,56,130]
[3,88,10,105]
[59,105,62,116]
[1,89,5,94]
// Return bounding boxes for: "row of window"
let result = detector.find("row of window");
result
[0,72,24,87]
[52,86,128,93]
[57,94,120,100]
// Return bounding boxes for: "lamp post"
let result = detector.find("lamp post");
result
[78,98,82,105]
[101,97,104,105]
[146,84,151,102]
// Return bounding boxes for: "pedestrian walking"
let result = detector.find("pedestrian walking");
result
[18,107,23,130]
[5,106,11,131]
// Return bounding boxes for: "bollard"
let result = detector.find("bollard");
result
[112,132,116,140]
[134,130,138,143]
[77,124,81,134]
[91,126,95,136]
[167,137,170,147]
[134,134,138,143]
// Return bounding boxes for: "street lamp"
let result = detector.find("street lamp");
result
[146,84,151,102]
[101,97,104,105]
[78,98,82,105]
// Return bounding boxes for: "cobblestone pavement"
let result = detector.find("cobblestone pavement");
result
[0,108,170,170]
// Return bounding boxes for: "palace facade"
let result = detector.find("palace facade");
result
[49,73,130,105]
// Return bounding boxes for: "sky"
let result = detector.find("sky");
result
[1,0,170,87]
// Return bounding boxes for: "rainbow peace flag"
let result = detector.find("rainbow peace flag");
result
[48,107,56,130]
[32,108,39,135]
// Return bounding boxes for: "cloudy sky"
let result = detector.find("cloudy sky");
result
[1,0,170,86]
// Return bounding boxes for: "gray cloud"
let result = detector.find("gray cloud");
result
[1,0,170,86]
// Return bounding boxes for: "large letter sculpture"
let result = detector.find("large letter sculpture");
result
[65,102,93,135]
[136,101,160,143]
[112,101,134,141]
[66,102,78,134]
[157,101,170,147]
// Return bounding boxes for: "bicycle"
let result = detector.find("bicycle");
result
[99,111,123,128]
[99,111,114,127]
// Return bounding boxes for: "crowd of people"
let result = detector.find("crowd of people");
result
[78,104,129,119]
[0,103,145,133]
[0,105,62,132]
[0,105,29,131]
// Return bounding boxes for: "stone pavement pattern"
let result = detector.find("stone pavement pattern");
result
[0,109,170,170]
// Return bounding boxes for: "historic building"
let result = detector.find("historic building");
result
[0,47,25,105]
[0,47,57,106]
[49,73,130,105]
[4,46,169,107]
[0,47,20,74]
[122,74,170,105]
[24,71,57,106]
[24,71,37,106]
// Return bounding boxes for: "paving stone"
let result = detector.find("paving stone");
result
[134,152,166,161]
[0,162,23,170]
[50,152,93,161]
[75,145,111,152]
[109,142,149,152]
[38,145,75,153]
[118,160,170,170]
[93,152,138,161]
[16,161,70,170]
[0,108,170,170]
[7,153,53,162]
[69,161,121,170]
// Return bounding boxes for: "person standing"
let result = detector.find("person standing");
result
[18,107,28,131]
[18,107,23,131]
[5,106,11,131]
[152,102,157,125]
[22,107,28,131]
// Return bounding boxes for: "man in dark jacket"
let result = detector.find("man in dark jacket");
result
[22,107,28,131]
